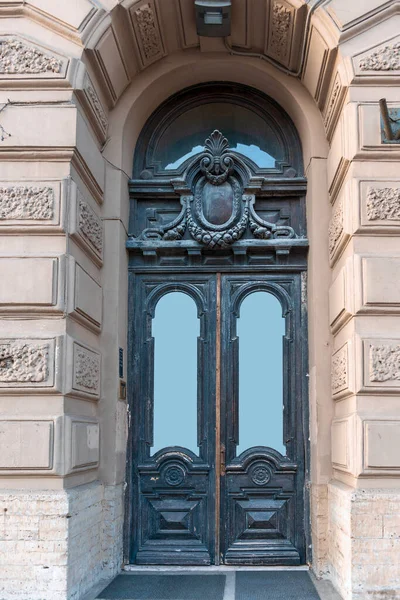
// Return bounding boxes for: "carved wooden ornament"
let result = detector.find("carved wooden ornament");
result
[137,130,296,248]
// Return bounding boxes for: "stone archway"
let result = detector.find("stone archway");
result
[1,2,400,599]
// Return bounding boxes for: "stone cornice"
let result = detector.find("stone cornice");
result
[321,0,400,44]
[0,2,104,46]
[0,147,103,204]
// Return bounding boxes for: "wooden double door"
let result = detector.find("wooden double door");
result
[128,270,308,566]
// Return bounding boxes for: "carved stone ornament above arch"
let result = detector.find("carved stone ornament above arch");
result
[0,35,69,85]
[2,1,399,94]
[353,34,400,83]
[1,0,398,156]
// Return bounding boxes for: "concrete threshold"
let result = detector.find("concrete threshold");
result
[124,564,310,572]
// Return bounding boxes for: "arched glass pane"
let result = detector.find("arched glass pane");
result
[237,292,285,456]
[152,292,199,454]
[155,103,284,170]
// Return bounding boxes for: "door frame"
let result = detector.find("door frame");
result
[124,81,311,566]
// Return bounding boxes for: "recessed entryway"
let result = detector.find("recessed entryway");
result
[126,83,309,567]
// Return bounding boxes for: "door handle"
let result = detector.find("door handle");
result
[220,444,226,476]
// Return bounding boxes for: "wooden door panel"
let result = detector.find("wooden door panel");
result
[220,275,306,565]
[223,456,300,565]
[130,274,217,565]
[129,273,307,565]
[137,489,211,565]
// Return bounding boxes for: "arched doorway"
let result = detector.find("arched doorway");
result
[126,83,309,566]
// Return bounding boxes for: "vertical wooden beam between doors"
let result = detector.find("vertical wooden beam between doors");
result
[215,272,221,565]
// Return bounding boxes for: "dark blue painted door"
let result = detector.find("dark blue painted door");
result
[130,273,217,565]
[127,113,308,566]
[128,272,306,565]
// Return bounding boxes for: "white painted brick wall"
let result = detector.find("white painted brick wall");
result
[0,482,124,600]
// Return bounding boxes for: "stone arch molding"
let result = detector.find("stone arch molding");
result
[2,0,400,148]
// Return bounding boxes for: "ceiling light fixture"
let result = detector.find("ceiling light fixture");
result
[195,0,231,37]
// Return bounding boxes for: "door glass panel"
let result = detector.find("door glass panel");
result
[152,291,199,454]
[237,292,285,456]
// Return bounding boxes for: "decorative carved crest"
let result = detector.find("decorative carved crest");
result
[0,38,63,75]
[0,341,49,383]
[132,2,164,65]
[367,187,400,221]
[269,2,292,63]
[200,130,234,185]
[0,185,54,220]
[136,130,297,248]
[359,41,400,71]
[329,198,344,255]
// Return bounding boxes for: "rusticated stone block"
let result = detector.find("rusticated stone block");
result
[364,420,400,469]
[331,342,351,398]
[0,185,53,219]
[328,197,343,255]
[370,344,400,383]
[0,338,59,392]
[69,180,103,266]
[367,187,400,221]
[0,257,65,314]
[361,339,400,394]
[65,339,101,400]
[0,341,49,383]
[0,38,62,74]
[78,197,103,256]
[359,41,400,71]
[74,346,100,394]
[70,419,100,471]
[68,259,102,332]
[0,420,53,469]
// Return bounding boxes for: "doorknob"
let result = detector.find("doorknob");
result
[220,444,226,476]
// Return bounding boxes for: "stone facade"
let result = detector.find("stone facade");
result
[0,1,400,599]
[329,482,400,599]
[0,483,124,600]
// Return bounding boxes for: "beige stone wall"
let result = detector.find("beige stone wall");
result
[329,482,400,600]
[0,1,399,599]
[0,483,123,599]
[324,5,400,594]
[0,2,127,596]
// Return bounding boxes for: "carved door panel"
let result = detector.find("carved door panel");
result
[129,274,217,565]
[220,274,306,565]
[129,272,306,566]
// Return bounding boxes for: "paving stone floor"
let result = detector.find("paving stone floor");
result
[92,569,342,600]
